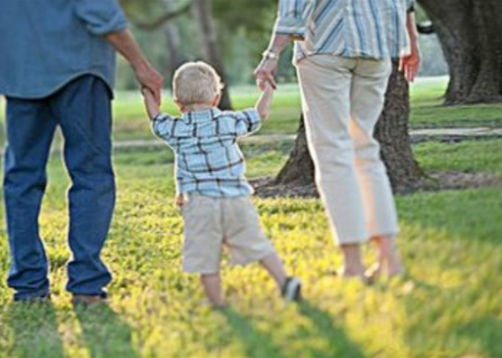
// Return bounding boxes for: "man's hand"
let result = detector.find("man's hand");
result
[254,58,279,90]
[142,88,161,120]
[135,63,164,104]
[399,42,421,83]
[105,30,164,102]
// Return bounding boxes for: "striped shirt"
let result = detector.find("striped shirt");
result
[274,0,415,62]
[152,108,262,197]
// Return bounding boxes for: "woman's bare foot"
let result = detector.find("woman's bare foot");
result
[367,235,405,280]
[338,243,368,282]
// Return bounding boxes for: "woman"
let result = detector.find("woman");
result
[254,0,421,280]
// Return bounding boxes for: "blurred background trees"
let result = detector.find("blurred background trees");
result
[117,0,499,193]
[417,0,502,105]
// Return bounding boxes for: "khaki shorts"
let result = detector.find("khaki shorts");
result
[181,194,276,274]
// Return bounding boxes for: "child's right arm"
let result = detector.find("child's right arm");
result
[255,82,275,121]
[143,88,175,140]
[142,88,161,121]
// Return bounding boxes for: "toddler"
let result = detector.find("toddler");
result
[142,61,301,307]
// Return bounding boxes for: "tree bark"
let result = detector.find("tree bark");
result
[269,61,422,195]
[274,115,315,186]
[162,0,188,79]
[191,0,233,110]
[375,61,423,193]
[417,0,502,104]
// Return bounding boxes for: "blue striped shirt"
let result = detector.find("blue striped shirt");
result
[152,108,262,197]
[274,0,414,62]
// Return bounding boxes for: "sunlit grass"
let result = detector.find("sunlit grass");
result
[0,136,501,358]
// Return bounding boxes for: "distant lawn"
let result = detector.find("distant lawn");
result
[1,77,502,146]
[111,77,502,141]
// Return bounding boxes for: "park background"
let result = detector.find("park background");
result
[0,1,501,358]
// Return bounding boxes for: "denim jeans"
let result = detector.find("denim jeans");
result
[3,75,115,300]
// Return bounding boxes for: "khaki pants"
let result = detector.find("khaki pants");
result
[181,195,276,274]
[296,55,398,245]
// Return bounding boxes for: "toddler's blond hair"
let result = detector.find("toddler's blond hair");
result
[173,61,224,105]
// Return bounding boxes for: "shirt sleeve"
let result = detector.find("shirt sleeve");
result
[74,0,128,36]
[406,0,415,12]
[152,113,177,142]
[273,0,316,39]
[234,109,262,137]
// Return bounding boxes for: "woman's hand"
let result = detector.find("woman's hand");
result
[399,41,421,82]
[254,57,279,90]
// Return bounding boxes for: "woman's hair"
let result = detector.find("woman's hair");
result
[173,61,224,105]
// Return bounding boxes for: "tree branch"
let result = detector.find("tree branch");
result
[133,2,192,31]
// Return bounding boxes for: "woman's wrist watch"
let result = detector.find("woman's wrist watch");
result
[262,49,280,61]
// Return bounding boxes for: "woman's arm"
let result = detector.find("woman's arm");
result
[400,11,421,82]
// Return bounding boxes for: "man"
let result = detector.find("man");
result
[255,0,421,279]
[0,0,163,303]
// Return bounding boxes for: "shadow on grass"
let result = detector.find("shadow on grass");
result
[298,300,368,358]
[220,307,288,358]
[74,303,139,358]
[220,300,368,358]
[458,317,502,358]
[5,302,66,358]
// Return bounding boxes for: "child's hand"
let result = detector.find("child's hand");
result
[261,80,274,94]
[256,81,275,120]
[142,88,161,120]
[175,194,185,210]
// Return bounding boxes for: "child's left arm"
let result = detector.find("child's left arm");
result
[255,82,275,120]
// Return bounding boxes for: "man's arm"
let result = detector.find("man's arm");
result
[74,0,164,102]
[105,30,164,103]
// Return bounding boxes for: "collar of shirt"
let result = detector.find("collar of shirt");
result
[181,108,222,124]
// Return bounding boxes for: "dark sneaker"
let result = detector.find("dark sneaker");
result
[72,293,108,306]
[14,294,51,303]
[281,277,302,302]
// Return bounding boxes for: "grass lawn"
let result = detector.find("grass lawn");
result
[108,77,502,142]
[1,77,501,146]
[0,126,501,358]
[1,76,502,357]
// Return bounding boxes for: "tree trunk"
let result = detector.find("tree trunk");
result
[191,0,232,110]
[162,0,188,79]
[274,115,315,186]
[269,61,422,195]
[417,0,502,104]
[374,61,423,193]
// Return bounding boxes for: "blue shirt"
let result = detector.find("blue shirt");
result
[152,108,262,197]
[274,0,414,62]
[0,0,128,99]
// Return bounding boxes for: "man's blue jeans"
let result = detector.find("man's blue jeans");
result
[3,75,115,300]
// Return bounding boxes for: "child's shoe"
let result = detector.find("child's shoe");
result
[281,277,302,302]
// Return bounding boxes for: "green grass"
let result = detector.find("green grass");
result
[1,135,502,358]
[1,77,502,146]
[109,77,502,142]
[410,77,502,128]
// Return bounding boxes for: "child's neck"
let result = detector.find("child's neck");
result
[183,103,215,113]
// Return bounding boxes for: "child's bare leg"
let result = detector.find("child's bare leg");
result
[260,253,287,289]
[201,273,226,307]
[368,235,404,277]
[339,243,366,278]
